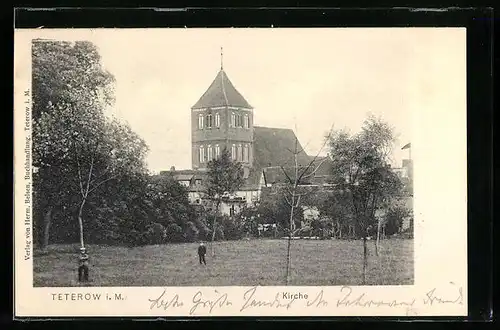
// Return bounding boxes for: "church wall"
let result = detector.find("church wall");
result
[191,106,255,169]
[191,107,229,143]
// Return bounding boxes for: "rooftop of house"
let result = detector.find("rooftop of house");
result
[261,158,334,186]
[160,125,335,190]
[252,126,311,169]
[192,69,253,109]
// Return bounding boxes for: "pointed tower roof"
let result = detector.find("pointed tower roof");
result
[192,69,253,109]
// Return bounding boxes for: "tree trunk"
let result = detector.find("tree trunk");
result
[210,215,217,256]
[362,236,368,285]
[210,200,221,257]
[285,233,292,285]
[78,198,86,249]
[42,207,53,250]
[285,199,295,285]
[375,219,381,256]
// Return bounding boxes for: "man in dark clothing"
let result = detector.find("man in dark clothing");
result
[198,242,207,265]
[78,247,89,283]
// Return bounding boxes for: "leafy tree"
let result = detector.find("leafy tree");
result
[317,189,355,239]
[384,205,412,236]
[34,101,148,250]
[145,175,195,243]
[205,148,244,255]
[32,40,114,250]
[258,187,303,233]
[32,40,114,121]
[327,114,403,283]
[32,40,149,252]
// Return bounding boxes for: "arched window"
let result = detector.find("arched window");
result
[215,144,220,158]
[206,114,213,128]
[244,114,249,129]
[199,145,205,163]
[198,114,204,129]
[237,144,242,161]
[243,144,249,162]
[231,112,236,127]
[215,112,220,128]
[231,144,236,160]
[207,145,213,161]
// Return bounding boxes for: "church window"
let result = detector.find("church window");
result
[231,112,236,127]
[206,114,213,128]
[243,144,249,162]
[231,144,236,160]
[237,144,242,161]
[215,112,220,127]
[244,114,249,129]
[198,114,204,129]
[215,144,220,158]
[199,145,205,163]
[207,145,213,161]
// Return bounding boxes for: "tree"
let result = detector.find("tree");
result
[34,102,148,250]
[205,148,244,256]
[317,189,355,239]
[275,129,332,285]
[327,114,403,284]
[32,40,115,250]
[32,40,149,255]
[145,175,195,243]
[32,40,114,121]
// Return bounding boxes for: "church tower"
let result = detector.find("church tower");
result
[191,49,254,174]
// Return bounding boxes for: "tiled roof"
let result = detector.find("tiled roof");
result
[192,69,252,109]
[253,126,311,169]
[174,174,195,181]
[263,166,313,185]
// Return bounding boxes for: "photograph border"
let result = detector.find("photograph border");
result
[11,7,494,322]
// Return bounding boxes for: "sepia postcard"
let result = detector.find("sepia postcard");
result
[14,27,467,318]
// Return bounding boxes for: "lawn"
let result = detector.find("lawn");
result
[33,238,413,287]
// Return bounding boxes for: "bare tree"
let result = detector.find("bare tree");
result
[278,128,333,285]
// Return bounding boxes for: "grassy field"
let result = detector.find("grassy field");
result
[33,238,413,287]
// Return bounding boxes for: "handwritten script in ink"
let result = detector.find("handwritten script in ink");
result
[146,282,464,315]
[240,287,296,312]
[189,290,232,315]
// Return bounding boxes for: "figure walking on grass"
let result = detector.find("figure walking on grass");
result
[198,242,207,265]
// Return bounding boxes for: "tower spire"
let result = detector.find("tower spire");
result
[220,46,224,70]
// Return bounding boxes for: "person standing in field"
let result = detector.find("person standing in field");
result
[198,242,207,265]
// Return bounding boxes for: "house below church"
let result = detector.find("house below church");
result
[160,55,336,215]
[159,53,411,231]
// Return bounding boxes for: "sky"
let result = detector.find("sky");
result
[29,28,465,173]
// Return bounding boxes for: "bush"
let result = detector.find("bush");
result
[145,222,166,244]
[184,221,199,242]
[165,223,184,243]
[385,206,411,236]
[220,215,245,240]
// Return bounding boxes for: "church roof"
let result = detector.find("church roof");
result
[192,69,253,109]
[253,126,311,169]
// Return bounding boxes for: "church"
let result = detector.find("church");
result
[160,54,333,215]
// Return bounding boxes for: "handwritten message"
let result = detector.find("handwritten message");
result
[146,283,464,316]
[23,89,32,261]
